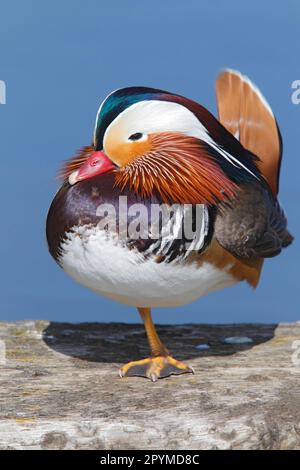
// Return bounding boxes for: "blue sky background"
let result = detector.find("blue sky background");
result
[0,0,298,324]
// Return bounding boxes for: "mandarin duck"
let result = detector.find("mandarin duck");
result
[46,70,293,381]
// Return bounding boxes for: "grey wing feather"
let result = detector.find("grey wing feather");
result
[214,182,293,259]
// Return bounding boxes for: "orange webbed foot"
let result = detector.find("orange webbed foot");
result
[119,355,194,382]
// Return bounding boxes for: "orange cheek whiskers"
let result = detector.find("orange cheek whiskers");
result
[114,133,237,205]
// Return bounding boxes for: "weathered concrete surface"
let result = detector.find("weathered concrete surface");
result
[0,320,300,450]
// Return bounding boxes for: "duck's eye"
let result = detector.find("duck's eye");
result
[128,132,143,141]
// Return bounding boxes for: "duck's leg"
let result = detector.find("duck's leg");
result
[119,307,194,381]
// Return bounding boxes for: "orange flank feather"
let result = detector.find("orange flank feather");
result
[59,145,94,179]
[196,239,263,288]
[114,132,238,204]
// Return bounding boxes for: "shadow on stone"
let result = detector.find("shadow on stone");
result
[42,322,277,364]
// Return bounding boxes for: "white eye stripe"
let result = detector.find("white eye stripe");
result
[103,100,203,141]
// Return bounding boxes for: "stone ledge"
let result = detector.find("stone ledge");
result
[0,320,299,449]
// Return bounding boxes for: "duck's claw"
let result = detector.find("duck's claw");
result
[119,355,194,381]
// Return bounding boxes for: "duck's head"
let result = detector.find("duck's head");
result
[66,87,260,204]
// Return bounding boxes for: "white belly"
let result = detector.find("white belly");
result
[59,225,237,308]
